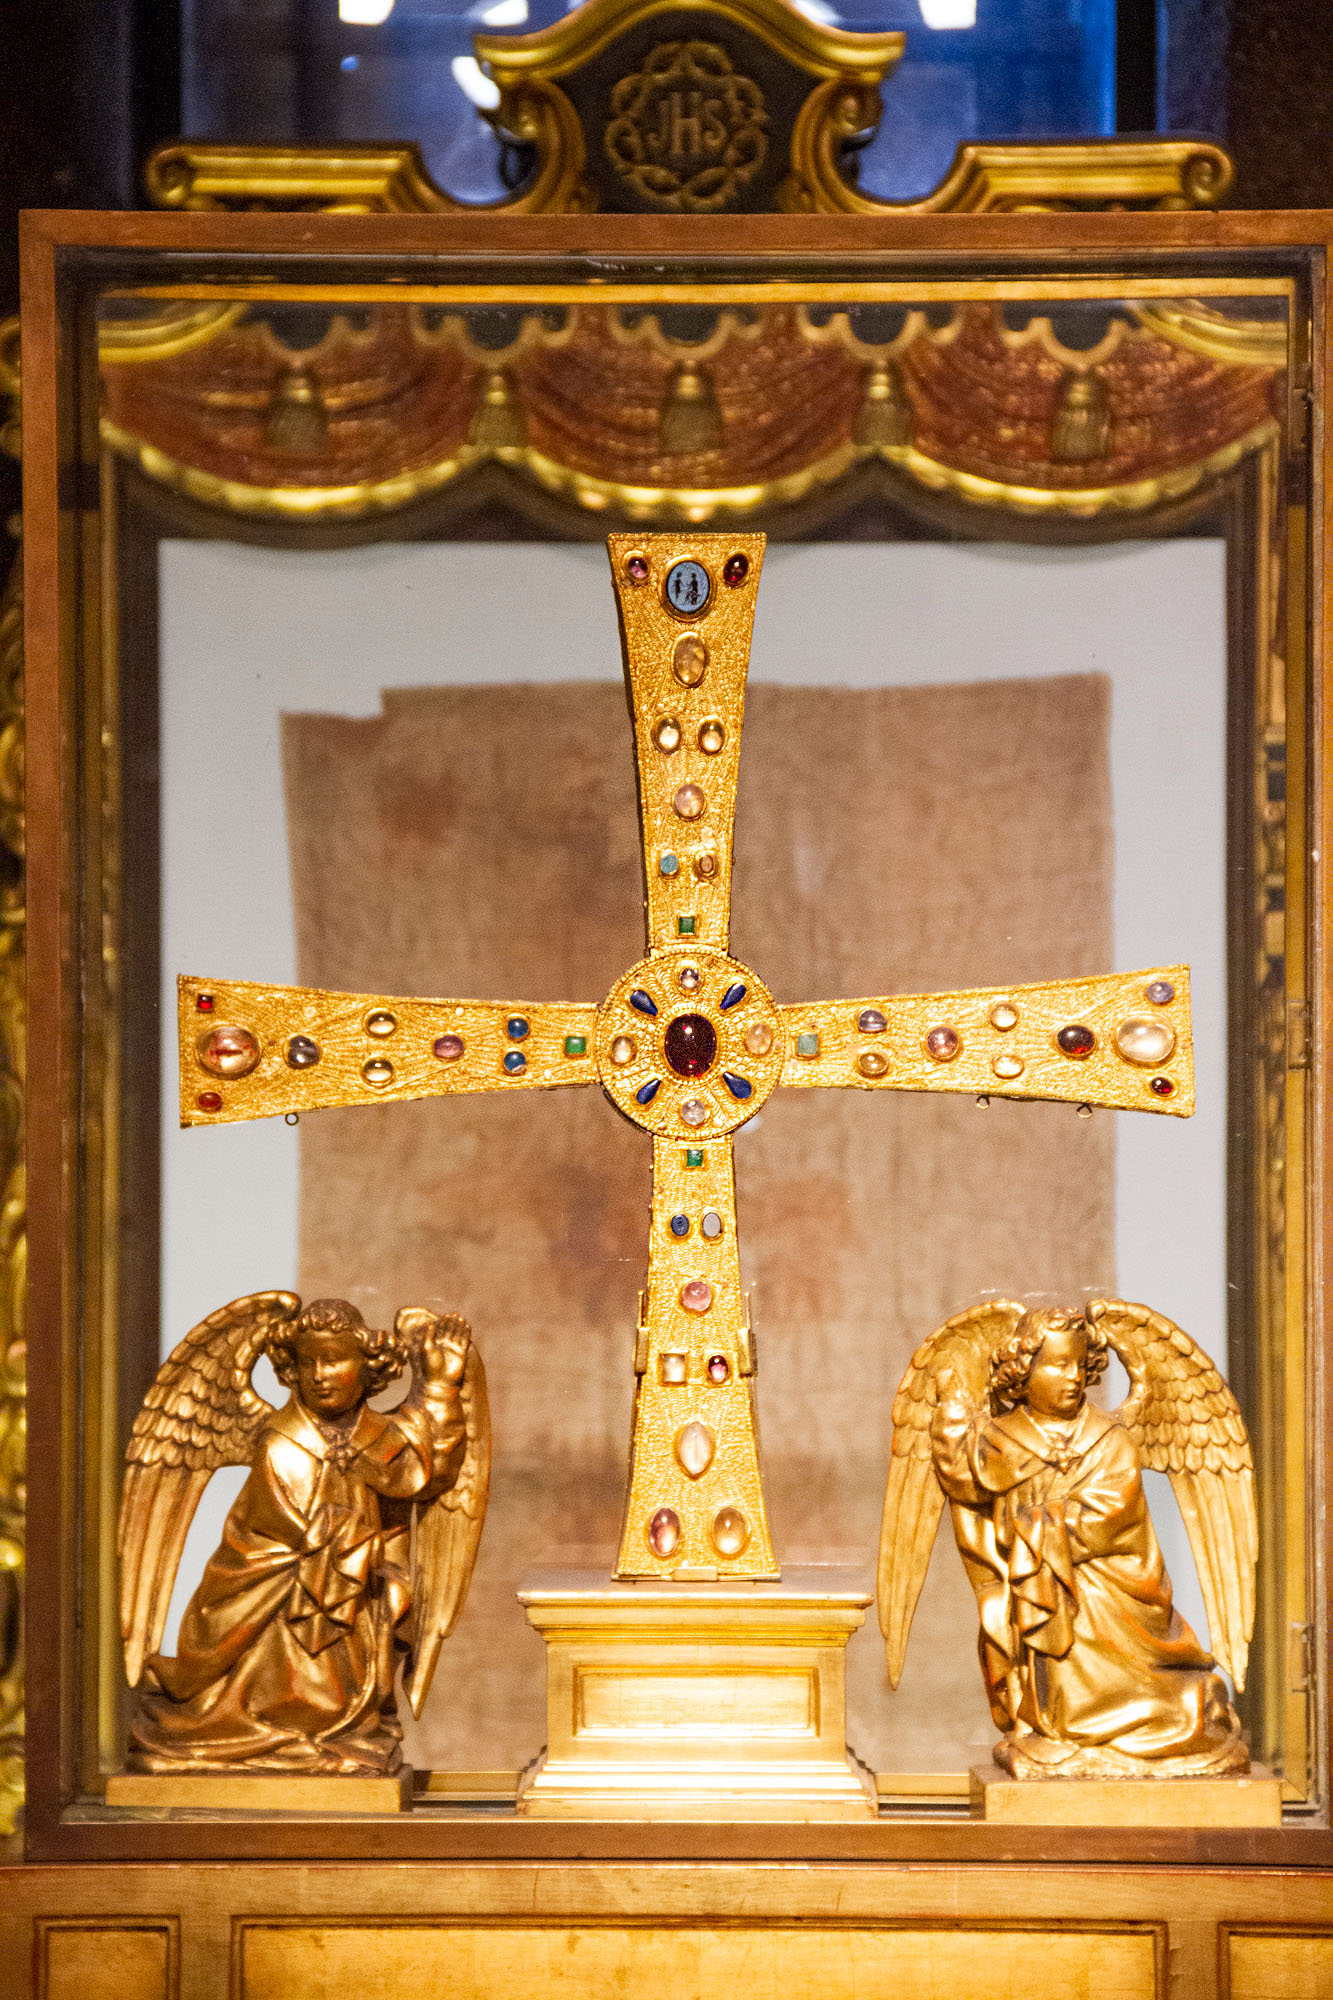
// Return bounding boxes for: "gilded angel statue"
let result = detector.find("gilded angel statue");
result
[878,1299,1255,1778]
[117,1292,489,1776]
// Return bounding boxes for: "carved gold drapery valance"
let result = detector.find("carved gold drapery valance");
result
[96,298,1283,526]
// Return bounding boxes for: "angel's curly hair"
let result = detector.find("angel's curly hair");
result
[988,1305,1108,1415]
[267,1297,406,1397]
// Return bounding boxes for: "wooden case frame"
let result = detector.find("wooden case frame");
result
[15,207,1330,1870]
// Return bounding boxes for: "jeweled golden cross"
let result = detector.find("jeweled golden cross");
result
[178,533,1193,1581]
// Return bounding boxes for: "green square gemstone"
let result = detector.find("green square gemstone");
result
[563,1035,588,1058]
[796,1031,820,1059]
[685,1146,705,1169]
[677,915,697,936]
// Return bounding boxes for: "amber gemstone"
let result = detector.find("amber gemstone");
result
[723,554,749,586]
[697,719,726,754]
[693,852,718,879]
[706,1352,730,1383]
[195,1090,222,1113]
[1115,1016,1176,1066]
[990,1001,1019,1030]
[744,1019,774,1056]
[1057,1023,1095,1058]
[665,1012,717,1077]
[857,1050,889,1078]
[673,635,708,686]
[924,1025,959,1062]
[362,1057,394,1086]
[992,1053,1024,1079]
[365,1009,397,1038]
[653,715,682,753]
[675,1420,716,1478]
[659,1352,688,1385]
[712,1507,750,1556]
[647,1507,681,1557]
[196,1023,261,1079]
[625,555,650,583]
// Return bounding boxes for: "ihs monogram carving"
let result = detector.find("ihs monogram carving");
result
[605,42,768,212]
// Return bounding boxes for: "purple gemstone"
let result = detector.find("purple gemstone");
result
[664,1012,717,1078]
[647,1507,681,1557]
[1145,980,1175,1005]
[433,1033,464,1062]
[706,1353,730,1383]
[625,555,649,583]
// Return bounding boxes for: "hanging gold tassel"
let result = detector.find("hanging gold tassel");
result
[853,361,912,449]
[469,368,526,449]
[1052,368,1112,462]
[263,367,329,454]
[659,362,723,456]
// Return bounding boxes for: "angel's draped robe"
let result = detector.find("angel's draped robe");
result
[931,1398,1243,1769]
[130,1393,463,1774]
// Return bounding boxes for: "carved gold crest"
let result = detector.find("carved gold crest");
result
[605,41,768,212]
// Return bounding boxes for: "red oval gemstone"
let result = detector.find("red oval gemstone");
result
[664,1012,717,1078]
[1057,1023,1095,1058]
[1150,1076,1175,1096]
[196,1090,222,1113]
[723,554,749,586]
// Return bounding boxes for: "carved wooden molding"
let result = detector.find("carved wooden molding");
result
[143,0,1231,218]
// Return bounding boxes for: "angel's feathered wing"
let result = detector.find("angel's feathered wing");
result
[1090,1296,1257,1689]
[117,1290,298,1684]
[877,1300,1024,1686]
[403,1342,491,1720]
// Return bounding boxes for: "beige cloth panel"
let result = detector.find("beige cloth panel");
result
[283,676,1113,1775]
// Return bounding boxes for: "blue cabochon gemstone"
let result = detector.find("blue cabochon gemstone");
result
[636,1078,661,1105]
[506,1016,530,1041]
[722,1072,753,1100]
[503,1050,527,1074]
[720,983,747,1010]
[669,1212,690,1237]
[630,990,658,1017]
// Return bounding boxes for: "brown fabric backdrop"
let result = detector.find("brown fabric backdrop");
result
[283,674,1114,1776]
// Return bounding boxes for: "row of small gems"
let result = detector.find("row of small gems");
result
[191,991,592,1110]
[629,552,750,920]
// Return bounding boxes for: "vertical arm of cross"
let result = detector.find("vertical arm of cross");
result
[609,533,764,957]
[604,536,778,1578]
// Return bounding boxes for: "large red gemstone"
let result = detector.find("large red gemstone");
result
[664,1012,717,1078]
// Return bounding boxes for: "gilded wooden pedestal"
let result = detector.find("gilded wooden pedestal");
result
[517,1566,876,1820]
[104,1769,412,1814]
[970,1761,1283,1827]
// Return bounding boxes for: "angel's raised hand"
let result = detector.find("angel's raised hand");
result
[421,1312,471,1388]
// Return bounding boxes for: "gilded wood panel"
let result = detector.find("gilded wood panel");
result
[1228,1931,1333,1998]
[36,1921,175,2000]
[236,1923,1158,2000]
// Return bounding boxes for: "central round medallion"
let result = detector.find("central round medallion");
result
[664,1012,717,1078]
